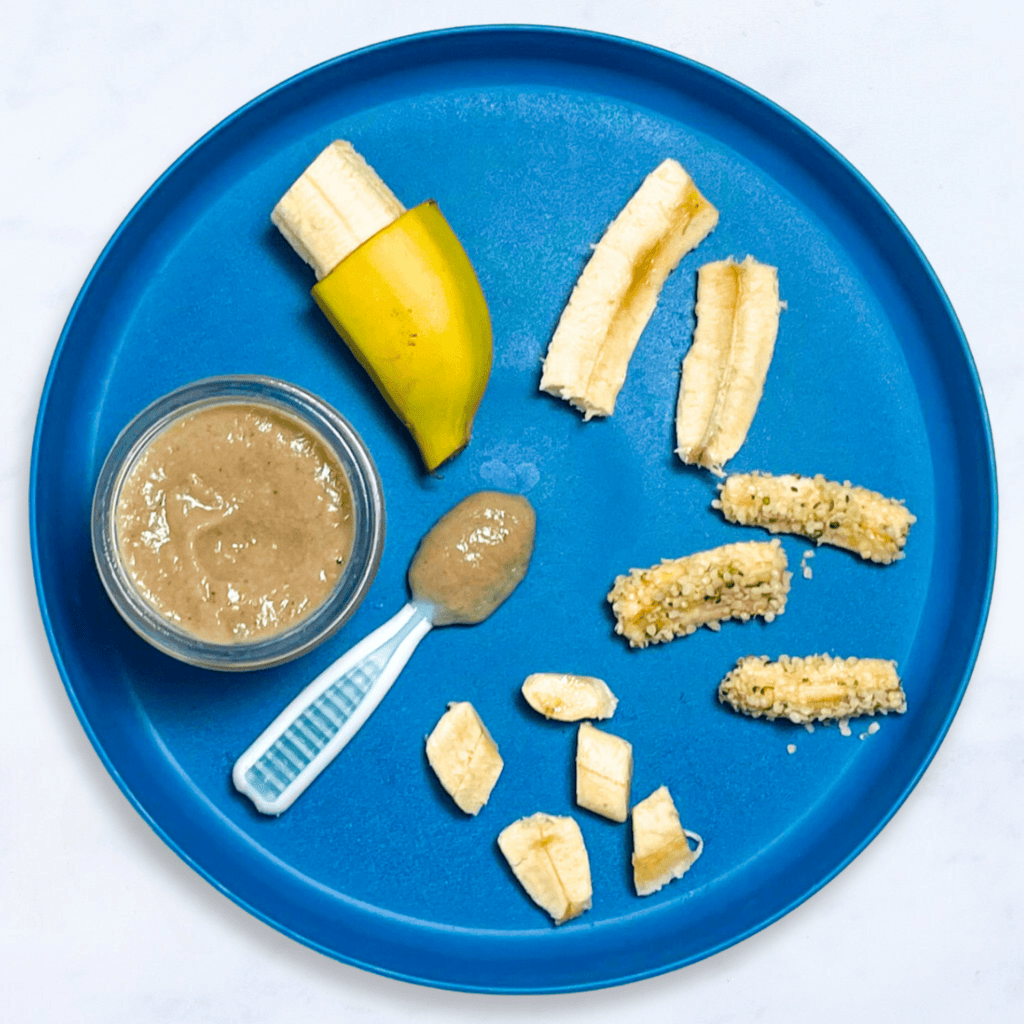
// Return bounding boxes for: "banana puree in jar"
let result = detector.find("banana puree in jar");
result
[115,403,354,643]
[409,491,535,625]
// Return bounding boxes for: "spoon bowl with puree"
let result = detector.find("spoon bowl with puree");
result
[233,490,536,815]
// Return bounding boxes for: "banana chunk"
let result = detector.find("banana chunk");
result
[497,814,593,925]
[521,673,618,721]
[271,140,405,280]
[425,702,503,815]
[540,159,719,419]
[676,256,783,473]
[714,471,916,564]
[575,722,633,822]
[718,654,907,724]
[632,786,704,896]
[608,539,791,649]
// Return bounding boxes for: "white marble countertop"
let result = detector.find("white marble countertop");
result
[4,1,1021,1019]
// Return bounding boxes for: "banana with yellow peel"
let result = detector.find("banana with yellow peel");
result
[540,159,719,419]
[497,813,593,925]
[675,255,783,473]
[425,702,503,815]
[272,140,492,471]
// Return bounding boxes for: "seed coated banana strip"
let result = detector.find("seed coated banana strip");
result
[714,471,916,564]
[271,140,405,280]
[540,158,719,420]
[676,256,783,473]
[718,654,906,724]
[607,539,791,648]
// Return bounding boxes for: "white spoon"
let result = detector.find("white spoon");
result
[233,491,535,815]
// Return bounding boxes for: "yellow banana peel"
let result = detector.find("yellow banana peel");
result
[312,201,492,472]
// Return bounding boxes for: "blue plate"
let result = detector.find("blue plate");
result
[30,26,996,992]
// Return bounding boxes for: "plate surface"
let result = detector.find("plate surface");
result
[30,26,996,992]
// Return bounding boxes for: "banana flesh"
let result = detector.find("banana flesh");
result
[608,539,791,648]
[718,654,907,724]
[521,673,618,721]
[575,722,633,822]
[425,702,503,815]
[497,813,593,925]
[631,786,704,896]
[676,256,783,473]
[540,159,719,419]
[271,140,405,280]
[714,471,916,563]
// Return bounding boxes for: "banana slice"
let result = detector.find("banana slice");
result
[676,255,783,473]
[631,786,704,896]
[271,140,405,280]
[521,673,618,721]
[425,702,503,815]
[575,722,633,822]
[497,813,593,925]
[540,159,719,419]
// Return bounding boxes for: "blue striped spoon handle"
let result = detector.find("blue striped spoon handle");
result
[232,601,434,815]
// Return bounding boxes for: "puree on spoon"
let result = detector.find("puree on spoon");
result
[115,402,354,643]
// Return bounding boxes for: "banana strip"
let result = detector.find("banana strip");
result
[540,159,719,419]
[497,813,593,925]
[676,256,783,473]
[714,471,916,564]
[631,786,703,897]
[608,539,791,649]
[271,140,405,280]
[718,654,906,724]
[425,702,503,815]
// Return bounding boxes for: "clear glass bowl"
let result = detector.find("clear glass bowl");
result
[91,376,385,671]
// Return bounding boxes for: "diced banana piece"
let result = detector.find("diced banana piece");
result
[540,159,719,419]
[718,654,907,724]
[575,722,633,822]
[676,256,783,473]
[714,471,916,564]
[631,786,704,896]
[425,702,503,815]
[497,813,593,925]
[521,673,618,721]
[608,539,791,649]
[271,140,406,280]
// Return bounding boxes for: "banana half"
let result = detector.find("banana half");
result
[540,159,719,419]
[497,813,593,925]
[676,255,783,473]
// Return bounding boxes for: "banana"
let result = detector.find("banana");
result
[675,256,783,473]
[521,673,618,721]
[718,654,907,724]
[272,140,492,472]
[540,159,719,419]
[631,786,704,896]
[497,813,593,925]
[575,722,633,822]
[271,140,405,279]
[714,471,916,563]
[607,539,791,649]
[425,702,503,815]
